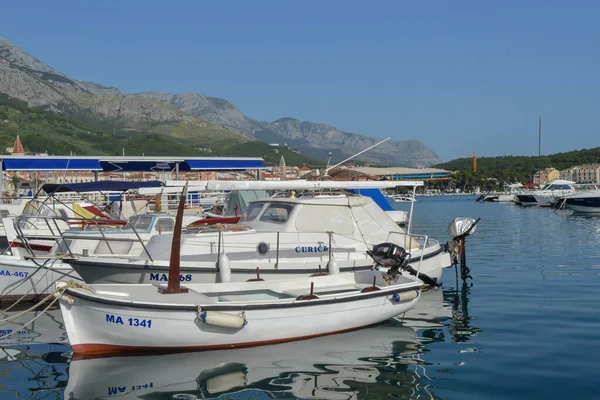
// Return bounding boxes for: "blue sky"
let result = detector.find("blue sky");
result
[2,1,599,161]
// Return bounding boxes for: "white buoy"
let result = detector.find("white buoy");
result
[218,253,231,283]
[199,311,246,329]
[327,257,339,275]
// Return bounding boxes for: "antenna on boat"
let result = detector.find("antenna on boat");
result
[159,182,189,294]
[324,137,391,176]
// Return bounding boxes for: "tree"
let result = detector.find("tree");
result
[10,174,21,195]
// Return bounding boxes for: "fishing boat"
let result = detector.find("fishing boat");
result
[58,269,422,355]
[64,316,426,399]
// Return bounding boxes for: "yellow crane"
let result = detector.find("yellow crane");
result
[466,153,478,173]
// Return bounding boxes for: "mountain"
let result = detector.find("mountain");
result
[135,91,441,167]
[0,38,441,166]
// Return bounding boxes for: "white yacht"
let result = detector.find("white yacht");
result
[515,179,576,207]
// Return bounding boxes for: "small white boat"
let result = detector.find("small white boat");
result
[58,269,422,355]
[64,317,424,399]
[387,194,416,203]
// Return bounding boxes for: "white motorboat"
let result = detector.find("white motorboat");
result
[562,189,600,213]
[64,194,454,286]
[516,179,575,207]
[388,194,416,203]
[58,269,422,355]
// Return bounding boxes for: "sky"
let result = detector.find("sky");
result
[2,1,599,161]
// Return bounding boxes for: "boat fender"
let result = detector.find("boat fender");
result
[392,290,419,302]
[218,253,231,283]
[199,311,247,329]
[327,258,339,275]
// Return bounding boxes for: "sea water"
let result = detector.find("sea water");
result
[1,195,600,399]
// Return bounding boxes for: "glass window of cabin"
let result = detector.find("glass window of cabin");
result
[124,215,153,230]
[295,205,354,235]
[259,203,294,224]
[242,202,265,222]
[156,218,174,232]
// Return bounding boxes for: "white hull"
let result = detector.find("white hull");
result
[59,271,421,355]
[67,243,450,285]
[565,204,600,213]
[533,194,557,207]
[65,319,421,399]
[497,194,516,202]
[0,255,83,302]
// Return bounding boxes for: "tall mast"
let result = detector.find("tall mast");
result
[538,116,542,157]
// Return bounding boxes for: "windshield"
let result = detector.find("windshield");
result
[242,202,265,222]
[124,215,153,230]
[259,203,294,224]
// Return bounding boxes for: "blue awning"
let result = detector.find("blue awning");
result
[41,180,163,194]
[185,159,265,170]
[347,188,393,211]
[2,159,102,171]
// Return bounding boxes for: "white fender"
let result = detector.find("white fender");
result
[327,257,339,275]
[218,253,231,283]
[199,311,246,329]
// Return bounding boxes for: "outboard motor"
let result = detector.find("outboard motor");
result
[447,217,481,281]
[367,242,440,287]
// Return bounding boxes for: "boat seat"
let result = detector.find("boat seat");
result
[283,284,369,298]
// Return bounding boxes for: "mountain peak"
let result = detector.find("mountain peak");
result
[274,117,299,123]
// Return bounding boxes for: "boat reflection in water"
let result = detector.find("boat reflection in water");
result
[0,307,70,400]
[65,289,467,400]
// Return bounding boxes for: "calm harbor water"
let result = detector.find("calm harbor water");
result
[1,195,600,399]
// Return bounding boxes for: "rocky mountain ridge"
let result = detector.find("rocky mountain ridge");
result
[0,38,441,166]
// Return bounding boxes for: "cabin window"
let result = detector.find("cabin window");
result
[259,203,294,224]
[242,202,265,222]
[156,218,174,232]
[295,205,354,234]
[124,215,153,230]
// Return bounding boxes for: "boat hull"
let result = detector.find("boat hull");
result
[515,194,538,206]
[67,245,451,285]
[565,197,600,213]
[60,283,420,355]
[0,256,83,304]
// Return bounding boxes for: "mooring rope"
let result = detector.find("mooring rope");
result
[0,280,83,340]
[1,258,59,312]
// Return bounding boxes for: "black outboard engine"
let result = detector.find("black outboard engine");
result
[367,242,440,287]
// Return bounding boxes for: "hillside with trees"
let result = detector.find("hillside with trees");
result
[433,148,600,192]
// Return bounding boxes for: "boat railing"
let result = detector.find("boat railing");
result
[12,214,154,261]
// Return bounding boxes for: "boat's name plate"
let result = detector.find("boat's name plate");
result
[149,273,192,282]
[106,313,152,328]
[0,270,30,278]
[295,245,329,253]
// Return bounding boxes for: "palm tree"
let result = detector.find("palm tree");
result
[10,174,21,195]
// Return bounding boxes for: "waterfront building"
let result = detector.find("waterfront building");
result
[533,168,559,185]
